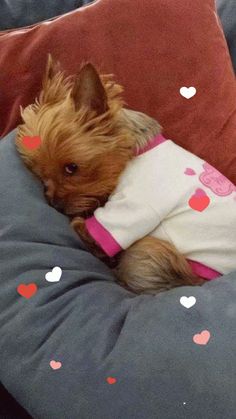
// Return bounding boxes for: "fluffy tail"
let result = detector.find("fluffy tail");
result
[115,236,204,295]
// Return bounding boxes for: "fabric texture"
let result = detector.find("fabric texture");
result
[1,131,236,418]
[1,0,236,185]
[217,0,236,73]
[86,136,236,277]
[0,0,88,30]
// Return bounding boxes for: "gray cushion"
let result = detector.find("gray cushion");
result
[0,0,89,30]
[1,130,236,418]
[217,0,236,72]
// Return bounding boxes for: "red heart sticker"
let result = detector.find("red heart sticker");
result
[50,360,62,370]
[22,136,41,150]
[193,330,211,345]
[188,188,210,212]
[17,283,38,299]
[106,376,117,385]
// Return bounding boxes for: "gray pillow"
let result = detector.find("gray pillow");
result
[1,130,236,418]
[217,0,236,73]
[0,0,89,30]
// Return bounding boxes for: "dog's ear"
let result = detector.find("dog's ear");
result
[71,63,108,116]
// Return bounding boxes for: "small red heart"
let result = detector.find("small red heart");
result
[193,330,211,345]
[50,360,62,370]
[22,136,41,150]
[17,283,38,299]
[106,376,117,385]
[188,189,210,212]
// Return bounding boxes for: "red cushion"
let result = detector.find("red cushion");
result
[1,0,236,182]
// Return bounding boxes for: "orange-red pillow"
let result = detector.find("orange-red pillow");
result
[1,0,236,182]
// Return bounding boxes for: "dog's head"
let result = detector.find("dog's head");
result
[16,55,135,217]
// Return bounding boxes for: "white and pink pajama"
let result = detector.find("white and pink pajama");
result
[85,134,236,280]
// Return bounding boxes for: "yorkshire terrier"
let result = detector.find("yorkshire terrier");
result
[16,55,236,294]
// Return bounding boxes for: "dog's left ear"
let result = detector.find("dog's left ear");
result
[72,63,108,116]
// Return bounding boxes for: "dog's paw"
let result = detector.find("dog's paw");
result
[71,216,94,247]
[71,216,107,259]
[71,216,85,230]
[71,216,88,241]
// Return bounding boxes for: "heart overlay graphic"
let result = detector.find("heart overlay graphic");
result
[22,136,41,150]
[17,283,38,299]
[193,330,211,345]
[180,296,196,309]
[188,188,210,212]
[106,377,117,384]
[50,360,62,370]
[180,87,196,99]
[45,266,62,282]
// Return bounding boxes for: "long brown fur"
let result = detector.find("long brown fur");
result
[16,55,203,294]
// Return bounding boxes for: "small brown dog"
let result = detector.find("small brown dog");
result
[16,56,202,294]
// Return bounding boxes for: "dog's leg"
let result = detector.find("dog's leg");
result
[115,236,204,295]
[72,217,204,294]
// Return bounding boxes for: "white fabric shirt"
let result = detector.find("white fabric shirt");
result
[85,136,236,276]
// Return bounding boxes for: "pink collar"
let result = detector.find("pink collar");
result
[135,133,167,156]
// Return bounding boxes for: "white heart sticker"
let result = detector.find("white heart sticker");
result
[180,86,196,99]
[45,266,62,282]
[180,296,196,309]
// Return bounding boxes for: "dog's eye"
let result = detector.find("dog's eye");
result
[64,163,78,175]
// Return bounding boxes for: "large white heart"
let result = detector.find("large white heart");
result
[180,86,196,99]
[45,266,62,282]
[180,296,196,309]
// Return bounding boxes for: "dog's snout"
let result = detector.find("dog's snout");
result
[43,179,56,201]
[50,197,65,212]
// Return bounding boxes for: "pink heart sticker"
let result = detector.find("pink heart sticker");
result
[50,360,62,370]
[184,168,196,176]
[193,330,211,345]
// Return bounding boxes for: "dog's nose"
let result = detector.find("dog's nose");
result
[50,197,65,213]
[43,179,55,196]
